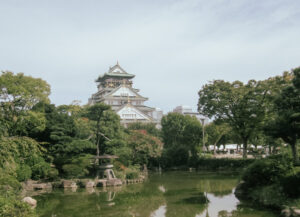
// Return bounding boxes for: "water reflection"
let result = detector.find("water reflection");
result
[150,205,166,217]
[196,190,239,217]
[34,172,277,217]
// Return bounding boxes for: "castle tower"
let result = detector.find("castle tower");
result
[89,62,161,126]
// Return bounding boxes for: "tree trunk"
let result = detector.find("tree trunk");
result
[242,139,248,159]
[291,142,299,165]
[213,143,217,155]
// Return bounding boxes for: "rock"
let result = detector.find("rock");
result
[106,179,122,186]
[63,180,77,188]
[292,208,300,217]
[85,181,95,188]
[281,208,291,217]
[96,179,106,187]
[22,197,37,208]
[32,183,52,190]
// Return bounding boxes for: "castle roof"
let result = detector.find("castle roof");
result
[102,84,147,100]
[96,62,135,82]
[116,103,154,121]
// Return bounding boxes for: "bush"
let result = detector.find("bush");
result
[0,196,37,217]
[31,162,51,180]
[62,164,88,178]
[194,158,254,170]
[16,165,32,182]
[126,171,139,179]
[281,172,300,198]
[124,165,140,179]
[161,146,189,168]
[47,168,59,181]
[242,154,293,188]
[0,171,22,196]
[0,170,37,217]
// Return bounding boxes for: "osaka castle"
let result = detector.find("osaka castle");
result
[88,62,163,127]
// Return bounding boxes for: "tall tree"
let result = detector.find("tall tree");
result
[205,121,230,154]
[198,80,267,158]
[0,71,50,136]
[265,67,300,163]
[85,103,111,157]
[161,113,202,166]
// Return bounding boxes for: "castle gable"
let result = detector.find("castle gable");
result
[117,104,152,121]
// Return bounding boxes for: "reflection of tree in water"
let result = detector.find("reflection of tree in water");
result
[164,189,208,217]
[36,172,270,217]
[224,204,277,217]
[196,177,238,197]
[36,184,165,217]
[150,172,238,217]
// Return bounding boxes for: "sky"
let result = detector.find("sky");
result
[1,0,300,113]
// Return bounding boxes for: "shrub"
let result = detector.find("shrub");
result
[31,162,51,180]
[0,170,22,196]
[125,165,140,179]
[62,164,88,178]
[194,158,254,170]
[0,196,37,217]
[47,168,59,181]
[281,172,300,198]
[242,154,293,188]
[126,171,139,179]
[16,165,32,182]
[0,170,37,217]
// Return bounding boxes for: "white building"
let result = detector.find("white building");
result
[89,62,162,127]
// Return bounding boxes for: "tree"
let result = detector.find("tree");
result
[85,103,111,157]
[125,130,163,166]
[198,80,267,158]
[265,67,300,163]
[205,121,230,154]
[161,113,202,166]
[127,122,161,137]
[0,71,50,136]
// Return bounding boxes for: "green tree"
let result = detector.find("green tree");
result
[0,71,50,136]
[198,80,267,158]
[126,130,163,166]
[127,122,161,137]
[265,67,300,163]
[161,113,202,166]
[205,121,230,154]
[85,103,111,157]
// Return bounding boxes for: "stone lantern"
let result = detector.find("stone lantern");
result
[94,154,122,186]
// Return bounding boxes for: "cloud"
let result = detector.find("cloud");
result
[0,0,300,112]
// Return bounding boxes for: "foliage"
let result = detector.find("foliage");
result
[161,113,202,166]
[0,71,50,136]
[0,136,52,180]
[264,67,300,163]
[126,130,163,166]
[198,79,268,158]
[205,121,230,153]
[16,165,32,182]
[281,171,300,198]
[31,161,51,180]
[125,170,139,179]
[241,154,293,188]
[0,169,37,217]
[84,103,111,156]
[127,122,161,137]
[193,158,255,170]
[62,154,93,178]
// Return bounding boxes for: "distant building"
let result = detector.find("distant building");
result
[173,105,208,124]
[88,62,162,127]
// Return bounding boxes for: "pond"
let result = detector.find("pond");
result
[34,172,277,217]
